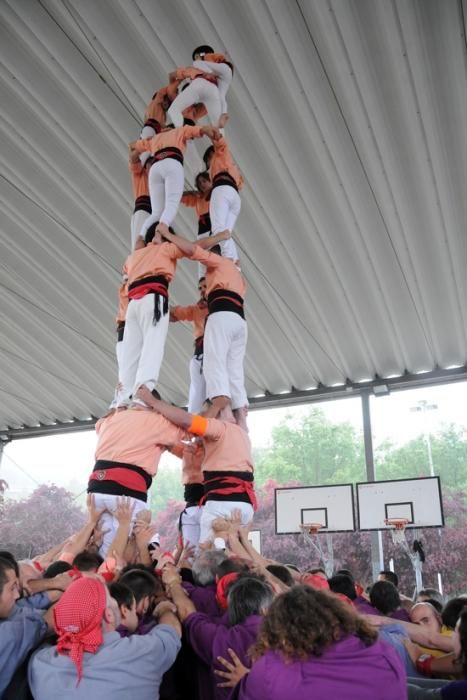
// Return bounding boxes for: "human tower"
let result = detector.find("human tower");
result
[87,46,255,556]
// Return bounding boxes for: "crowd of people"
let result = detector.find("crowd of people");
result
[2,43,467,700]
[1,500,467,699]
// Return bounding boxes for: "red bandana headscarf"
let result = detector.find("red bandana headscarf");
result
[301,574,330,591]
[53,577,107,685]
[216,572,239,609]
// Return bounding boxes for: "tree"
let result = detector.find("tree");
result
[0,484,85,560]
[255,409,366,488]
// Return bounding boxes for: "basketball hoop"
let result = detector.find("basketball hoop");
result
[385,518,409,545]
[300,522,324,536]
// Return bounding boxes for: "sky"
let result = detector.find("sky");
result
[2,379,467,502]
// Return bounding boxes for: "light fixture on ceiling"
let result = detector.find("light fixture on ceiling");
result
[373,384,390,396]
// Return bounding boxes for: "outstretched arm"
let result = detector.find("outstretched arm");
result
[196,230,230,250]
[135,386,194,429]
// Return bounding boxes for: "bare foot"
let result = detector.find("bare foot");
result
[156,222,169,240]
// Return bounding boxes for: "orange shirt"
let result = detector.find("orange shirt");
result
[125,242,185,285]
[190,418,253,473]
[190,246,247,299]
[95,408,187,476]
[128,159,149,199]
[181,192,210,219]
[144,84,178,127]
[134,124,203,158]
[171,302,208,339]
[182,442,205,485]
[210,137,243,189]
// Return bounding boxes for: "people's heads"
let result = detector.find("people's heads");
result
[73,550,104,573]
[228,576,273,626]
[198,276,207,302]
[369,580,401,615]
[192,549,227,586]
[410,602,442,635]
[54,577,109,683]
[378,570,399,588]
[0,551,19,577]
[203,145,214,169]
[253,586,376,661]
[306,567,327,580]
[195,171,211,194]
[328,574,357,601]
[209,244,221,256]
[442,597,467,630]
[145,222,175,245]
[417,588,444,606]
[44,561,73,578]
[119,568,160,616]
[108,582,138,633]
[453,607,467,675]
[266,564,294,587]
[192,44,214,61]
[0,556,20,618]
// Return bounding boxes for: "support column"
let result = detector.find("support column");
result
[361,392,384,580]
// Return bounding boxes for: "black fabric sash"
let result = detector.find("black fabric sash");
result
[207,288,244,318]
[133,195,152,214]
[211,171,238,192]
[148,146,184,166]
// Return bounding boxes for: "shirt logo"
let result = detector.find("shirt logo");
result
[96,470,106,481]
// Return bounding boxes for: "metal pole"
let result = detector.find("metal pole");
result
[361,392,384,580]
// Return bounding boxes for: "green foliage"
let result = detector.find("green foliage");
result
[256,408,366,487]
[149,465,184,515]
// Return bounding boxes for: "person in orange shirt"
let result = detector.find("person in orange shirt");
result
[192,45,234,118]
[158,230,248,420]
[135,387,255,545]
[88,402,187,556]
[170,277,208,413]
[130,123,218,241]
[118,227,230,407]
[206,127,243,260]
[128,148,152,249]
[142,83,207,138]
[181,171,212,278]
[167,64,224,129]
[179,440,205,547]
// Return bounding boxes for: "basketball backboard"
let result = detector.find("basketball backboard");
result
[247,529,262,554]
[275,484,356,534]
[356,476,444,531]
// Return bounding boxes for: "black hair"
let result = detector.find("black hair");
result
[119,568,160,603]
[425,598,443,614]
[328,574,356,601]
[284,563,301,573]
[109,581,136,610]
[210,244,221,256]
[198,276,206,283]
[442,597,467,630]
[44,561,72,578]
[183,117,195,126]
[379,570,398,588]
[0,551,19,578]
[203,145,214,168]
[216,558,249,579]
[336,569,354,582]
[369,580,401,615]
[151,388,161,400]
[458,608,467,676]
[192,44,214,60]
[73,550,104,572]
[0,556,17,594]
[266,564,294,587]
[228,576,273,626]
[195,171,210,190]
[306,567,326,576]
[145,222,175,245]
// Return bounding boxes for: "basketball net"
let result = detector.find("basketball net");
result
[385,518,424,592]
[299,523,334,577]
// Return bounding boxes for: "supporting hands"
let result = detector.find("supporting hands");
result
[114,496,136,526]
[214,648,250,688]
[86,493,107,525]
[201,125,221,141]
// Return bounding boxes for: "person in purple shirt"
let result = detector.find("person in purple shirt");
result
[370,580,411,622]
[225,585,406,700]
[164,566,273,700]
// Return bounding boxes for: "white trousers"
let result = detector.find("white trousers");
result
[168,78,222,127]
[203,311,247,409]
[193,60,232,113]
[109,337,125,409]
[180,505,202,548]
[210,185,240,259]
[199,500,254,544]
[118,294,169,405]
[141,159,184,238]
[91,493,148,557]
[131,210,151,249]
[188,354,206,414]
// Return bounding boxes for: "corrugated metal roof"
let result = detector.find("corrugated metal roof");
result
[1,0,466,432]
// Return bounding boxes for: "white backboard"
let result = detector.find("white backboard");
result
[275,484,356,534]
[357,476,444,530]
[247,529,262,554]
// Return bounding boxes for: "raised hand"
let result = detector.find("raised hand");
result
[113,496,135,526]
[86,493,107,524]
